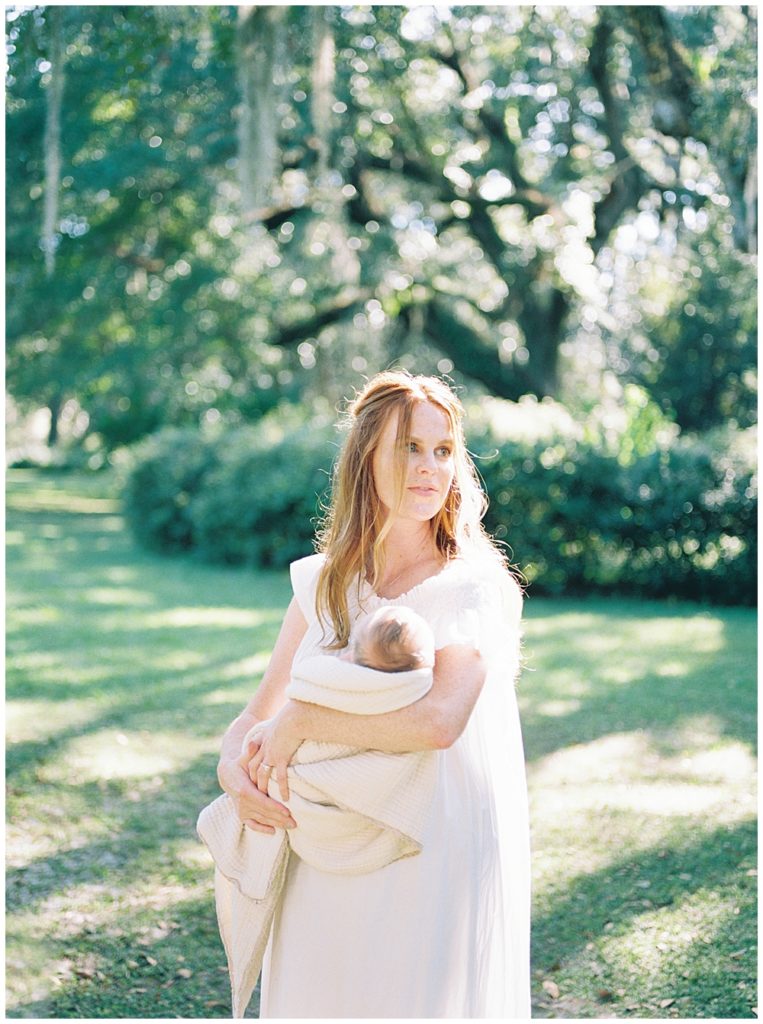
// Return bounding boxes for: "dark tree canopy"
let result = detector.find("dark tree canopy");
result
[5,5,757,449]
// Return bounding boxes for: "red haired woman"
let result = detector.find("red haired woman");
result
[216,370,530,1017]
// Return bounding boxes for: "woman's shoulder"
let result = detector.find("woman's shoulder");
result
[433,553,523,623]
[289,552,326,621]
[290,551,325,576]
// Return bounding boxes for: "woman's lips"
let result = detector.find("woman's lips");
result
[409,486,438,496]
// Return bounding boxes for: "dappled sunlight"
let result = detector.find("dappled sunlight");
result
[11,606,62,625]
[6,698,98,743]
[7,827,76,872]
[83,586,155,606]
[681,741,756,785]
[528,728,755,890]
[149,650,214,674]
[175,838,215,871]
[141,606,277,629]
[7,812,117,871]
[218,651,271,680]
[530,727,755,796]
[6,491,121,514]
[36,877,213,938]
[535,698,582,717]
[41,729,217,783]
[523,611,604,636]
[600,886,751,986]
[654,660,691,677]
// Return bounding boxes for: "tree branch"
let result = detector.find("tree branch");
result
[621,6,697,139]
[422,297,545,400]
[588,12,647,251]
[269,291,372,347]
[433,42,530,191]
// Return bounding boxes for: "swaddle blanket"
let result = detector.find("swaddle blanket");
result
[196,654,436,1018]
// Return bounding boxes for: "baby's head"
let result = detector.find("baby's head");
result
[351,606,435,673]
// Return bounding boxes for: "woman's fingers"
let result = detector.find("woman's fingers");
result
[275,762,290,803]
[237,772,296,830]
[243,818,276,835]
[238,737,261,775]
[256,760,273,794]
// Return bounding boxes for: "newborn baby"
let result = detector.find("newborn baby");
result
[347,605,435,673]
[198,603,438,1018]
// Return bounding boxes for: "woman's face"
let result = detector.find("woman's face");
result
[371,400,456,524]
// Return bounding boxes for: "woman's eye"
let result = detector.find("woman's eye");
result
[407,442,418,452]
[437,447,452,457]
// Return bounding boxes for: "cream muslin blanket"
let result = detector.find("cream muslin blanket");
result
[196,653,436,1018]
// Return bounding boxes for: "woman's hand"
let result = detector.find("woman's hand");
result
[243,701,303,803]
[217,751,296,835]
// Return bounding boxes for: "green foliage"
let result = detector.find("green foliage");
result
[611,236,757,432]
[122,427,220,552]
[477,429,756,605]
[123,410,756,604]
[190,419,336,568]
[122,410,336,567]
[5,5,758,449]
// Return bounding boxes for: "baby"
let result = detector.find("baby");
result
[347,605,435,673]
[198,604,438,1019]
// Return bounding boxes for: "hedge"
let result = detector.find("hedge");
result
[122,416,756,605]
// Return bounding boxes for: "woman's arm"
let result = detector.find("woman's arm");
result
[246,644,487,792]
[299,644,485,750]
[216,595,308,833]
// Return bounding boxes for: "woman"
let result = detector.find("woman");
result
[216,370,531,1018]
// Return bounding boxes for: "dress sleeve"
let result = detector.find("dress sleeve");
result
[289,553,325,624]
[430,571,523,662]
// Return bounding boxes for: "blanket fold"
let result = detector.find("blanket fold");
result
[196,653,436,1018]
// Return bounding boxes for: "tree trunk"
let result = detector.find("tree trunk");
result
[47,392,62,448]
[236,6,286,222]
[42,7,65,278]
[311,7,335,181]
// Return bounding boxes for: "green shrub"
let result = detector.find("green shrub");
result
[122,427,220,553]
[477,433,756,605]
[189,420,335,568]
[122,413,756,605]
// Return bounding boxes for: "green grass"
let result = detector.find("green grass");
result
[6,470,757,1019]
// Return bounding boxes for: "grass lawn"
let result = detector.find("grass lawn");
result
[6,469,757,1019]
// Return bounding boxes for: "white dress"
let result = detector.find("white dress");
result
[259,553,531,1019]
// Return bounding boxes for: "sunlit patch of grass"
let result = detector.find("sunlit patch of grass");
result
[37,729,216,784]
[6,470,757,1020]
[141,607,279,629]
[523,597,756,1019]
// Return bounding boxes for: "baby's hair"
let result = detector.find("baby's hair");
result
[355,615,427,672]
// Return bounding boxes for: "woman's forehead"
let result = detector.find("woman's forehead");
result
[384,400,453,439]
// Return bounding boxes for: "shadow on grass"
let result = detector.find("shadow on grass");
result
[6,736,258,1018]
[7,471,758,1020]
[531,817,757,1018]
[6,888,247,1019]
[7,751,222,911]
[520,601,756,766]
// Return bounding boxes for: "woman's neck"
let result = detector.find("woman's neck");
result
[371,520,443,597]
[381,520,438,568]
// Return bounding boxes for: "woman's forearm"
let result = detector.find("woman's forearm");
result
[291,692,443,752]
[217,595,308,791]
[289,644,486,753]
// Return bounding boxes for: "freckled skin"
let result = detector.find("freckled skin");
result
[371,402,455,525]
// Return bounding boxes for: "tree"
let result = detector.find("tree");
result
[5,6,756,451]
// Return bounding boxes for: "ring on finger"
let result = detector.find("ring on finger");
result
[259,763,273,772]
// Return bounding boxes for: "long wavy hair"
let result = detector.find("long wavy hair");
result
[315,370,517,649]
